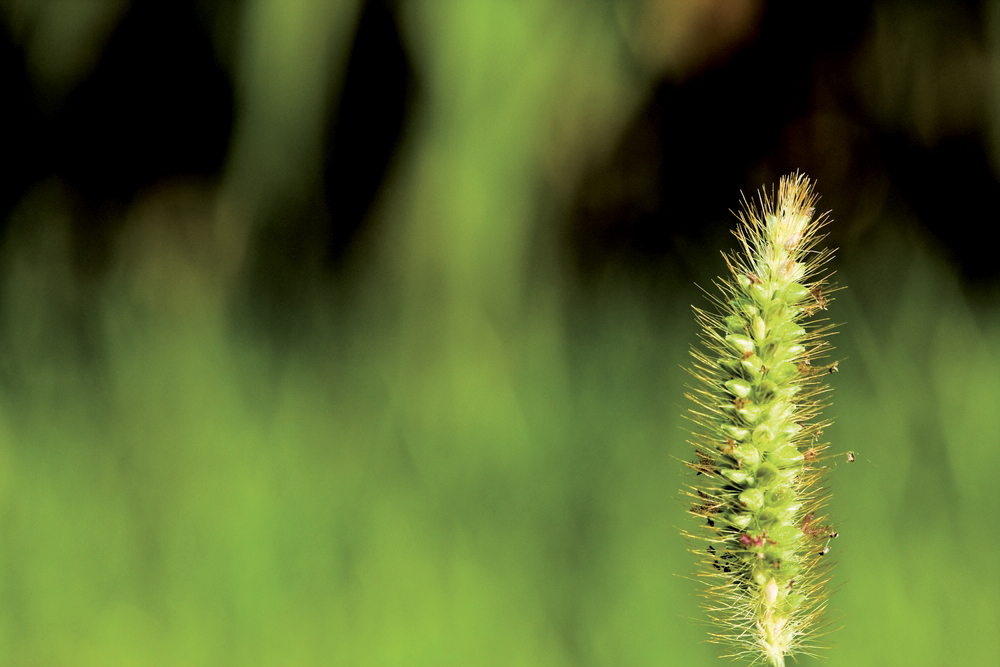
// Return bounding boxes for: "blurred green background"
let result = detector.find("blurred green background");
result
[1,0,999,665]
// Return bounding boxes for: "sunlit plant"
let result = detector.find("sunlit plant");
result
[682,173,841,666]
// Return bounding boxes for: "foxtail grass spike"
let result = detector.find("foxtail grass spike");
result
[682,173,841,666]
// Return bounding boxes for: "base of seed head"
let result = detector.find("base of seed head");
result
[683,173,841,667]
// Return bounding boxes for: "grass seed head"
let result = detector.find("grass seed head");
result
[682,173,842,666]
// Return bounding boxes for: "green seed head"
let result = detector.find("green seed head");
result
[683,173,841,666]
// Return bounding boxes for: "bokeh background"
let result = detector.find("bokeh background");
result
[1,0,999,665]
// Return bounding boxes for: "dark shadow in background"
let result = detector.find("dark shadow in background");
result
[565,0,1000,291]
[238,0,415,345]
[0,1,233,280]
[323,0,413,265]
[2,0,1000,303]
[0,24,45,233]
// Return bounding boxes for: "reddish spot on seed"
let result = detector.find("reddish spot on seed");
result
[739,531,766,548]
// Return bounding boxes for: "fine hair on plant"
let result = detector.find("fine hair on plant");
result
[682,172,842,666]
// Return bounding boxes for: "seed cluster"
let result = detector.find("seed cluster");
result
[683,173,840,667]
